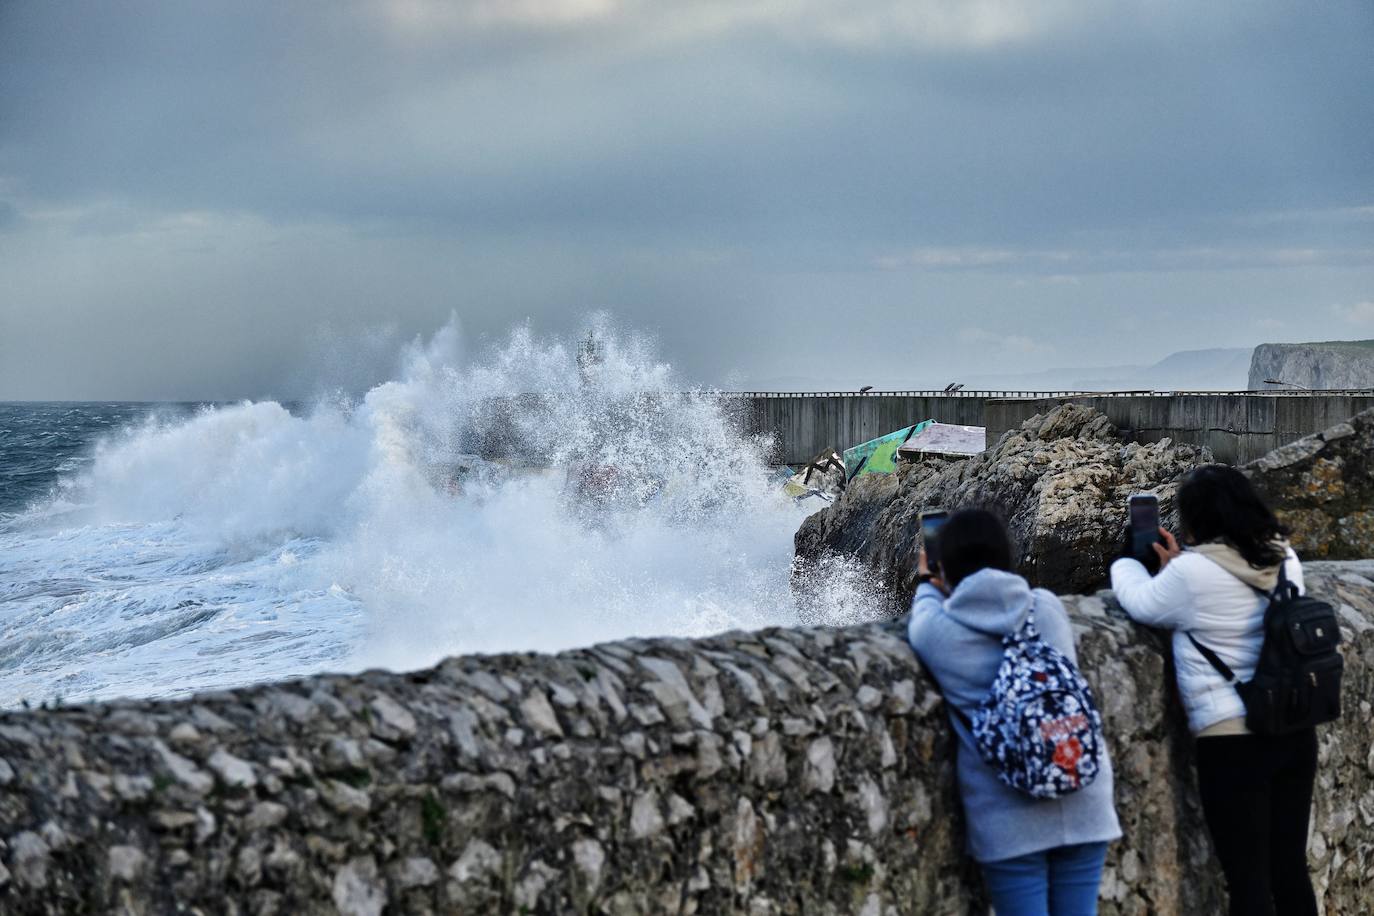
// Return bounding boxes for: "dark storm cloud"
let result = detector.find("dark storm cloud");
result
[6,0,1372,240]
[1,1,1372,399]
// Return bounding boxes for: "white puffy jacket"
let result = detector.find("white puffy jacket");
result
[1109,548,1304,735]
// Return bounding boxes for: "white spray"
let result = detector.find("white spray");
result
[0,316,883,705]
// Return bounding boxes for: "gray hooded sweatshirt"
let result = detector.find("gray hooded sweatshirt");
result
[907,569,1122,863]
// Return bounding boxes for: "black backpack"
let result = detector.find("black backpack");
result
[1188,566,1343,735]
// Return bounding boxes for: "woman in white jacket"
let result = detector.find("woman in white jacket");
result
[1110,465,1316,916]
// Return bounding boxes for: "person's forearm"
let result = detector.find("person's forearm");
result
[1110,557,1189,628]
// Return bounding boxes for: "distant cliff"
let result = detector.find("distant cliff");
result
[1249,341,1374,390]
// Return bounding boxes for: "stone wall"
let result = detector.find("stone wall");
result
[2,563,1373,915]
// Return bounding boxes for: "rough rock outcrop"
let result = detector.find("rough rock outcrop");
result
[2,563,1372,915]
[1247,407,1374,559]
[1249,341,1374,391]
[794,404,1211,608]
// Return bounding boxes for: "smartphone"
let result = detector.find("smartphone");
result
[920,510,950,567]
[1128,494,1162,562]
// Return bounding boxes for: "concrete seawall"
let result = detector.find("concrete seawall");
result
[2,562,1372,914]
[735,391,1374,465]
[734,393,992,466]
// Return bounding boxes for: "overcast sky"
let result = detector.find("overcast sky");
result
[2,0,1372,399]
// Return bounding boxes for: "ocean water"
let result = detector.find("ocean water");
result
[0,321,881,707]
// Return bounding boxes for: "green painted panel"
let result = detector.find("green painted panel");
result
[843,421,931,478]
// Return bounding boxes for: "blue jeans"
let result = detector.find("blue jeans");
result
[981,842,1109,916]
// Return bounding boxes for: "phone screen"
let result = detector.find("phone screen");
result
[1129,496,1161,561]
[921,511,949,565]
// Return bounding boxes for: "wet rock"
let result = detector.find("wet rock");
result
[266,691,317,724]
[794,403,1212,606]
[514,860,558,909]
[440,771,515,800]
[245,801,288,832]
[396,856,439,889]
[518,689,564,739]
[112,773,153,802]
[1246,407,1374,559]
[37,821,69,852]
[639,656,714,729]
[151,740,214,795]
[151,809,197,831]
[207,749,256,789]
[803,737,837,793]
[666,792,696,825]
[630,790,665,839]
[320,779,371,815]
[324,736,365,772]
[572,838,606,891]
[167,722,201,746]
[8,831,50,889]
[449,840,501,884]
[195,806,217,843]
[107,845,145,882]
[332,856,386,916]
[368,694,417,741]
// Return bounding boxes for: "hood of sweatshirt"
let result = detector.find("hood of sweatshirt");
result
[1189,539,1290,591]
[942,568,1035,637]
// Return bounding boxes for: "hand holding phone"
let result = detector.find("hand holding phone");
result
[920,510,949,568]
[1128,495,1161,561]
[1127,494,1168,573]
[1149,528,1182,572]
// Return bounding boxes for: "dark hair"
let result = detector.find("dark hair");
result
[1176,464,1288,568]
[937,508,1015,588]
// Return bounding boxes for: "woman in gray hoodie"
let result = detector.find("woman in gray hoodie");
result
[907,509,1121,915]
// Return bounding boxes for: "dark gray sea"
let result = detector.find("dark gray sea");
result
[0,403,205,516]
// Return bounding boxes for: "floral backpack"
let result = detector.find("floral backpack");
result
[967,608,1105,799]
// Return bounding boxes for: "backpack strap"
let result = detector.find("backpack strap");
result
[1273,562,1300,602]
[1243,562,1291,600]
[1186,633,1237,683]
[1187,554,1296,685]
